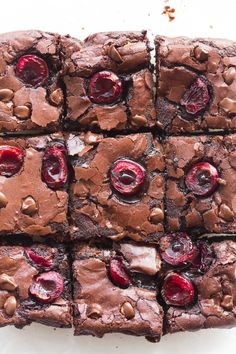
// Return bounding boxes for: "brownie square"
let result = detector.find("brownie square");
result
[155,36,236,134]
[0,241,72,328]
[62,31,156,131]
[0,30,64,133]
[164,134,236,233]
[66,132,165,241]
[0,134,69,238]
[165,240,236,333]
[72,242,163,340]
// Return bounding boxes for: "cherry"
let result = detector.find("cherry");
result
[110,159,146,197]
[29,271,64,303]
[160,233,198,266]
[88,71,122,104]
[190,241,213,274]
[15,54,49,87]
[185,162,219,197]
[24,247,53,269]
[180,77,210,115]
[41,143,68,190]
[161,273,195,307]
[109,256,130,288]
[0,146,24,177]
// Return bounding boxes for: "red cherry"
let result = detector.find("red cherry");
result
[160,233,198,266]
[15,54,49,87]
[185,162,219,197]
[88,71,122,104]
[110,159,146,197]
[161,273,195,307]
[41,143,68,190]
[180,77,210,115]
[0,145,24,177]
[29,271,64,303]
[190,241,213,274]
[109,256,130,288]
[24,247,53,269]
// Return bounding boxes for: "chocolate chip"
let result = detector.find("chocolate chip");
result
[21,196,38,216]
[219,98,236,114]
[221,295,233,310]
[83,132,103,145]
[223,67,236,85]
[0,89,14,103]
[0,192,8,208]
[120,301,135,319]
[4,296,17,316]
[14,105,31,120]
[86,304,102,319]
[0,274,17,291]
[218,204,234,221]
[107,44,123,63]
[193,46,209,62]
[149,207,164,223]
[49,88,64,106]
[131,114,148,126]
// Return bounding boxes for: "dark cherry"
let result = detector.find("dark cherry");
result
[190,241,214,274]
[29,271,64,303]
[15,54,49,87]
[24,247,53,269]
[109,256,130,288]
[110,159,146,197]
[88,70,122,104]
[185,162,219,197]
[160,233,198,266]
[180,77,210,115]
[41,143,68,190]
[0,145,24,177]
[161,272,195,307]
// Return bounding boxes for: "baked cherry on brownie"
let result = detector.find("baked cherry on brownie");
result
[24,247,53,269]
[29,271,64,303]
[15,54,49,87]
[109,256,130,288]
[41,143,68,190]
[0,146,24,177]
[180,77,210,115]
[185,162,220,197]
[161,272,195,307]
[110,159,146,197]
[88,70,122,104]
[190,241,214,274]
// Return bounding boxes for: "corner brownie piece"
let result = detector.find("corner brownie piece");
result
[0,30,64,133]
[164,134,236,233]
[72,242,163,340]
[155,36,236,133]
[0,134,69,238]
[66,132,165,241]
[0,242,71,328]
[63,31,156,131]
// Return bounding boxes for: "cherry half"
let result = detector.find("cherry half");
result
[88,71,122,104]
[41,143,68,190]
[160,233,198,267]
[24,247,53,270]
[0,146,24,177]
[161,273,195,307]
[185,162,219,197]
[109,256,130,288]
[190,241,214,274]
[110,159,146,197]
[29,271,64,303]
[16,54,49,87]
[180,77,210,115]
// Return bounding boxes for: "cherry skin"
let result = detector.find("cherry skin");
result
[180,77,210,115]
[0,146,24,177]
[29,271,64,303]
[190,241,214,274]
[24,247,53,270]
[16,54,49,87]
[88,71,122,104]
[109,256,130,288]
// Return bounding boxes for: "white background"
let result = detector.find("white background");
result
[0,0,236,353]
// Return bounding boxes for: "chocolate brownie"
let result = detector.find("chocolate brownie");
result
[155,36,236,134]
[0,241,72,328]
[165,239,236,333]
[0,30,64,133]
[66,132,165,241]
[164,134,236,233]
[62,31,156,131]
[0,134,69,238]
[72,242,163,340]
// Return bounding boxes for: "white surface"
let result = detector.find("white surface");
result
[0,0,236,353]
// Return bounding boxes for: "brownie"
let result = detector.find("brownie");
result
[165,240,236,333]
[66,132,165,241]
[164,134,236,233]
[0,134,69,238]
[62,31,156,131]
[0,242,72,328]
[155,36,236,134]
[0,30,64,133]
[72,242,163,340]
